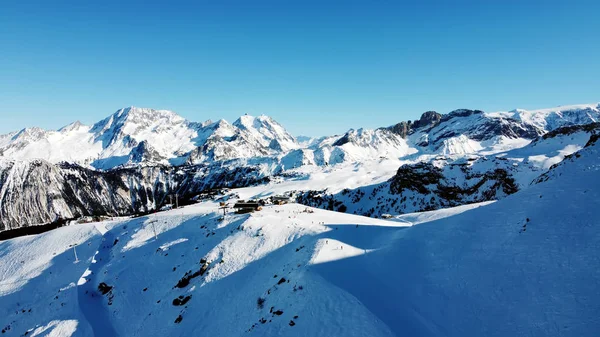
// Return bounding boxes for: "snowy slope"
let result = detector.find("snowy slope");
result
[1,136,599,336]
[308,144,600,336]
[0,202,407,336]
[0,222,104,336]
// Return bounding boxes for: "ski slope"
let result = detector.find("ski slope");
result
[0,222,103,336]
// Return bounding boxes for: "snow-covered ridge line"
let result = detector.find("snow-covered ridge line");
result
[0,102,598,171]
[0,107,300,170]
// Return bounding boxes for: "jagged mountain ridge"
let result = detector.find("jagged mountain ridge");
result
[296,122,598,217]
[0,157,278,231]
[1,103,599,231]
[0,107,299,170]
[1,103,599,170]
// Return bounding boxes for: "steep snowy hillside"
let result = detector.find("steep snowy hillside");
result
[1,136,599,336]
[0,222,104,336]
[307,137,600,337]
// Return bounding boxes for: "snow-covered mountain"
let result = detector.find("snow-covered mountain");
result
[1,131,599,336]
[401,104,600,155]
[297,122,599,217]
[0,107,300,170]
[1,103,600,231]
[2,103,598,170]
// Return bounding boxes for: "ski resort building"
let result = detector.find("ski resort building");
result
[272,195,292,205]
[233,201,261,214]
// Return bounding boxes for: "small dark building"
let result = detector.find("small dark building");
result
[272,195,292,205]
[233,201,261,214]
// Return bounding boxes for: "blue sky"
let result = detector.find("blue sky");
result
[1,0,599,136]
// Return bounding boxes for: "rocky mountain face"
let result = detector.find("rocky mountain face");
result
[296,122,600,217]
[388,104,600,153]
[0,159,169,230]
[296,159,521,217]
[0,103,599,231]
[387,110,442,138]
[0,159,274,231]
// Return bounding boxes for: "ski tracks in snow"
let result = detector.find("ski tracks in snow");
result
[76,223,119,337]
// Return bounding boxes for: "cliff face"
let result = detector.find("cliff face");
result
[0,160,271,231]
[0,160,169,230]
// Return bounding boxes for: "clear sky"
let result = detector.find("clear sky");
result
[1,0,599,137]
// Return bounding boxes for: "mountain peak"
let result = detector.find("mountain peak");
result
[233,114,276,130]
[233,114,255,127]
[231,114,298,151]
[13,127,48,140]
[59,120,85,133]
[92,107,186,133]
[114,106,183,122]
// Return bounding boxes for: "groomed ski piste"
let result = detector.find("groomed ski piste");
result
[1,135,600,337]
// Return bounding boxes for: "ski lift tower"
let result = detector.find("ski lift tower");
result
[73,244,79,263]
[219,202,228,217]
[148,219,158,240]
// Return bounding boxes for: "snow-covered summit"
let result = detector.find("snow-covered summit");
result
[92,107,186,134]
[488,103,600,131]
[0,108,300,169]
[233,114,299,151]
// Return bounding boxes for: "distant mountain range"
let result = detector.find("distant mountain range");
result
[2,103,599,170]
[0,103,599,230]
